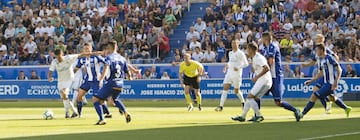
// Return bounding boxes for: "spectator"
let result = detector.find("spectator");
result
[4,23,15,42]
[203,46,216,63]
[216,41,226,62]
[5,49,19,66]
[189,36,201,51]
[284,65,295,78]
[157,32,170,60]
[30,70,41,80]
[192,47,203,62]
[203,7,215,23]
[345,64,357,77]
[147,28,159,58]
[294,66,304,78]
[152,7,164,34]
[142,69,152,79]
[97,29,112,50]
[161,71,170,79]
[194,18,206,33]
[150,66,158,79]
[280,33,293,56]
[16,71,28,80]
[172,54,182,66]
[292,38,302,58]
[186,26,200,42]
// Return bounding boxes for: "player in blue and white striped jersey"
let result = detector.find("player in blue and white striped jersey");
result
[302,34,338,114]
[259,32,301,121]
[74,43,112,118]
[300,44,352,121]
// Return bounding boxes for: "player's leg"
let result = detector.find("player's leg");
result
[111,88,131,123]
[216,83,230,111]
[91,81,112,118]
[300,84,331,120]
[190,89,197,105]
[327,93,352,117]
[216,75,232,111]
[77,83,90,117]
[193,80,202,111]
[234,77,245,106]
[72,89,78,105]
[314,78,331,113]
[183,76,194,111]
[92,87,112,125]
[61,87,78,118]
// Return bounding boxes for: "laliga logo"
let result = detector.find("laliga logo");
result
[335,80,349,98]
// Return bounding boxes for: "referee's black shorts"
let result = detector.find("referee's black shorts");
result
[183,75,200,89]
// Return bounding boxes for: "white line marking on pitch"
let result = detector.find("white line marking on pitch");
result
[300,131,360,140]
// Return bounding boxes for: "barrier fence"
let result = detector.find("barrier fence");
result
[0,78,359,99]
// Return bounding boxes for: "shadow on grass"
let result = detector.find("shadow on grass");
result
[5,118,360,140]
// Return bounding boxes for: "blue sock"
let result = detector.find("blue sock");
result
[114,99,127,112]
[77,101,83,115]
[102,104,110,114]
[335,99,347,110]
[302,101,315,115]
[281,101,297,112]
[255,98,261,109]
[94,102,104,121]
[319,98,327,110]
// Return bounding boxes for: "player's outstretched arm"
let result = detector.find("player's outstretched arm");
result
[128,64,141,74]
[302,60,316,68]
[305,70,324,85]
[127,70,133,81]
[47,71,54,82]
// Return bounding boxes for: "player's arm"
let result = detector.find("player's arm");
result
[179,65,185,87]
[267,56,274,66]
[332,61,342,90]
[223,63,229,73]
[305,69,324,85]
[98,64,109,88]
[238,51,249,68]
[252,65,270,83]
[127,64,141,74]
[47,71,54,82]
[302,60,316,68]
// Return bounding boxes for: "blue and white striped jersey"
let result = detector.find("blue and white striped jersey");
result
[318,54,340,84]
[260,42,283,78]
[76,55,105,82]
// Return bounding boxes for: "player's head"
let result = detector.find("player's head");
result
[261,32,272,44]
[315,44,326,56]
[83,43,93,53]
[184,53,192,64]
[54,49,64,61]
[247,42,258,57]
[106,40,118,54]
[231,39,239,50]
[315,34,325,45]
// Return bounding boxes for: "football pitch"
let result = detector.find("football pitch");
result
[0,100,359,140]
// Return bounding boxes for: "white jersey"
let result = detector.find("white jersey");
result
[226,49,249,75]
[49,55,79,83]
[251,53,272,81]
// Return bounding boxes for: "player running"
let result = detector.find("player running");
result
[215,40,248,111]
[299,44,352,120]
[259,32,301,121]
[74,43,112,118]
[231,43,272,122]
[302,34,337,114]
[92,41,132,125]
[48,49,98,118]
[179,53,204,111]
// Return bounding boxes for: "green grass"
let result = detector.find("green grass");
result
[0,100,359,140]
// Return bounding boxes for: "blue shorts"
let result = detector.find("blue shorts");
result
[267,77,284,101]
[93,82,123,100]
[314,83,335,99]
[315,78,324,88]
[80,81,100,93]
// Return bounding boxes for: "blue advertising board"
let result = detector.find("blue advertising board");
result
[1,78,359,99]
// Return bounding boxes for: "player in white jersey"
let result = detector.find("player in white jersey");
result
[232,43,272,122]
[215,40,248,111]
[48,49,99,118]
[71,63,87,105]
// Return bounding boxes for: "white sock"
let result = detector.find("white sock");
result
[62,99,70,114]
[68,100,78,114]
[236,90,245,103]
[72,90,78,104]
[241,99,251,117]
[82,96,88,104]
[219,90,228,107]
[249,98,262,116]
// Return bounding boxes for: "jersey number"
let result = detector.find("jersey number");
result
[115,64,122,78]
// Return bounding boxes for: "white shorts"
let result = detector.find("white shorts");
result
[70,78,83,89]
[223,73,242,88]
[250,78,272,98]
[58,81,72,92]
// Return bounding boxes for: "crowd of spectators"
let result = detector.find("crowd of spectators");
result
[0,0,188,66]
[179,0,360,66]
